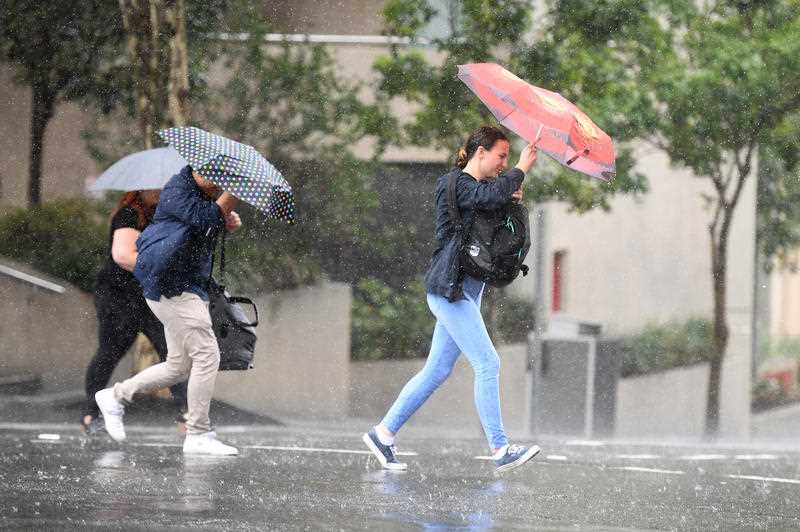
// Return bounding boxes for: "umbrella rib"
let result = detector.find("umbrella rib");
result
[498,106,518,123]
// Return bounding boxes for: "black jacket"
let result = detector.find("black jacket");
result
[424,167,525,301]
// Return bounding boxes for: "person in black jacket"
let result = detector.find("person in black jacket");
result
[82,190,187,433]
[363,126,542,474]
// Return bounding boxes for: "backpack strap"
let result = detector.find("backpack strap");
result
[446,170,464,234]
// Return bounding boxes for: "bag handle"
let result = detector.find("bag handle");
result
[208,230,227,289]
[228,296,259,327]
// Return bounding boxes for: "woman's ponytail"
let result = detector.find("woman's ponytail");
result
[455,147,469,168]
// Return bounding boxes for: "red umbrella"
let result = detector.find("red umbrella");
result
[457,63,616,181]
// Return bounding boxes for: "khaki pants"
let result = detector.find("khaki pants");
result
[114,292,219,434]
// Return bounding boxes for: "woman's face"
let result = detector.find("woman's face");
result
[477,139,510,177]
[139,189,160,207]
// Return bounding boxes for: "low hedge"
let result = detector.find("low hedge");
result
[620,318,715,377]
[0,198,108,292]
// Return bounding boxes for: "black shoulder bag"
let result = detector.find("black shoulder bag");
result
[447,172,531,287]
[208,232,259,370]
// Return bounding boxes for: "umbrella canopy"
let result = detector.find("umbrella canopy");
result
[158,127,295,223]
[457,63,616,181]
[89,147,187,192]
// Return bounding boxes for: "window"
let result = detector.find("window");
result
[552,250,566,312]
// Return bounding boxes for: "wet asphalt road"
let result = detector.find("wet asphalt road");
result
[1,422,799,531]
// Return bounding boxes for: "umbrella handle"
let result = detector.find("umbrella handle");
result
[566,148,590,166]
[534,124,543,145]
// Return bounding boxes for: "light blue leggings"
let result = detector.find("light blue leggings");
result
[381,276,508,450]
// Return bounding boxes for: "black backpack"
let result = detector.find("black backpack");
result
[447,172,531,287]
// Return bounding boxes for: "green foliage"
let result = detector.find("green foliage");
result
[0,0,123,99]
[760,335,800,362]
[351,277,433,361]
[488,289,536,345]
[192,14,396,293]
[0,199,108,292]
[752,378,790,411]
[375,0,651,213]
[351,277,535,361]
[213,204,321,295]
[620,318,715,377]
[82,3,398,295]
[382,0,436,38]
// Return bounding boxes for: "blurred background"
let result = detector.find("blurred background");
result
[2,0,800,444]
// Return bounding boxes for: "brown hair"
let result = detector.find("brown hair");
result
[111,191,147,229]
[454,126,509,168]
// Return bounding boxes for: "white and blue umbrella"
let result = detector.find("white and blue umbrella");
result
[158,126,295,223]
[89,147,187,191]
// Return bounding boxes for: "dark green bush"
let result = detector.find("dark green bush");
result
[0,199,108,292]
[485,288,536,345]
[351,277,433,361]
[620,318,715,377]
[351,277,536,361]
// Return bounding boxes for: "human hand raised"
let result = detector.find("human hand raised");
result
[225,211,241,232]
[515,125,543,174]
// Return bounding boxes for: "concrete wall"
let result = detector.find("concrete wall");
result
[349,343,530,435]
[751,402,800,443]
[0,258,353,420]
[0,258,98,393]
[215,281,352,419]
[514,145,756,439]
[768,259,800,337]
[519,146,757,337]
[264,0,386,35]
[615,363,710,441]
[0,64,102,210]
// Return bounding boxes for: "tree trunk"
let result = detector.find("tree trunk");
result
[706,209,731,437]
[119,0,158,148]
[28,80,55,207]
[118,0,190,148]
[165,0,189,126]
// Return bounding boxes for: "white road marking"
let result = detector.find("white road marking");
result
[733,454,779,461]
[616,454,661,460]
[113,442,421,456]
[565,440,605,447]
[244,444,418,456]
[727,474,800,485]
[612,466,685,475]
[474,453,559,461]
[127,442,182,448]
[680,454,728,461]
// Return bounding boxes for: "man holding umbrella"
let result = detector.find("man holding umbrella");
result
[95,127,294,455]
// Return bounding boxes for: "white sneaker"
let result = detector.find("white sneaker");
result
[95,388,126,442]
[183,431,239,456]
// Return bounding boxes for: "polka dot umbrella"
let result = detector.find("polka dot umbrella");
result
[158,126,295,223]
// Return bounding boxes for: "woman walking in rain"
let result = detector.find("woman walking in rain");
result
[82,190,188,433]
[363,126,541,474]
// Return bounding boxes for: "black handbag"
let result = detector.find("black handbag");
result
[208,233,258,370]
[447,171,531,287]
